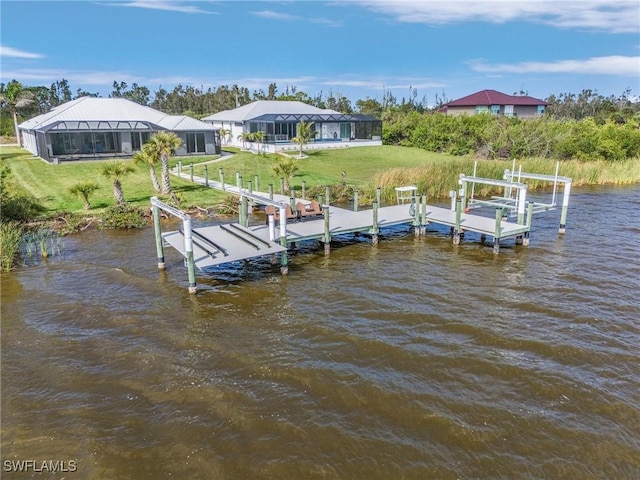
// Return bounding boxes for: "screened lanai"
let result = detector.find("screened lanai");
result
[245,113,382,144]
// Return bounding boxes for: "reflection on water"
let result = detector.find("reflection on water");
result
[2,186,639,479]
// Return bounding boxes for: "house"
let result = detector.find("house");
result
[440,90,547,118]
[18,97,221,163]
[202,100,382,153]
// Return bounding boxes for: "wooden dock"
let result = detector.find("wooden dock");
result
[159,201,531,271]
[151,167,543,291]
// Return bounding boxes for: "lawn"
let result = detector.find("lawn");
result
[1,145,465,214]
[3,144,638,216]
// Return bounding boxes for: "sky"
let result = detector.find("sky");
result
[1,0,639,107]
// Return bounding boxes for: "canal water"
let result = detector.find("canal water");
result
[2,186,639,479]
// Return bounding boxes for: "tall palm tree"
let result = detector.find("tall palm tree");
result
[133,143,161,193]
[101,160,134,204]
[0,81,35,147]
[237,132,252,150]
[68,181,100,210]
[219,127,231,145]
[253,131,266,154]
[291,120,317,158]
[146,131,182,200]
[271,157,300,194]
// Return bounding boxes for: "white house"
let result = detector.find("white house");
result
[202,100,382,153]
[18,97,221,162]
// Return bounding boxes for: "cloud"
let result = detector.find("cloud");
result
[251,10,299,21]
[0,45,45,59]
[100,1,218,15]
[251,10,342,27]
[349,0,639,33]
[470,55,640,76]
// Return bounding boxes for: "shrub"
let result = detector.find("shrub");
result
[100,204,148,229]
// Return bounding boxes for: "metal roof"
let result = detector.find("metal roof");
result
[201,100,342,123]
[249,112,380,123]
[19,97,215,132]
[443,89,547,107]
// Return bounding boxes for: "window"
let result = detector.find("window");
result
[475,105,489,114]
[186,132,205,153]
[537,105,545,115]
[131,131,150,151]
[490,105,500,115]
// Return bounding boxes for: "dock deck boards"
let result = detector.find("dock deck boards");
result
[163,203,530,269]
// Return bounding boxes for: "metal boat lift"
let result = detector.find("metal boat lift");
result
[467,160,573,234]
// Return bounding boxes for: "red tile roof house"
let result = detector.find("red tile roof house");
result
[440,89,548,118]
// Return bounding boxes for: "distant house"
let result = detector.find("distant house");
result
[18,97,220,163]
[440,90,547,118]
[202,100,382,153]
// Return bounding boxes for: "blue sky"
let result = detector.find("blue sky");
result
[1,0,639,107]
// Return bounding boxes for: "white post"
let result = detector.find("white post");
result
[517,185,527,225]
[279,207,287,238]
[183,217,197,294]
[268,214,275,241]
[449,190,457,212]
[559,181,572,234]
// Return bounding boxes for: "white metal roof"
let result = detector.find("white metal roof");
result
[19,97,215,132]
[201,100,340,122]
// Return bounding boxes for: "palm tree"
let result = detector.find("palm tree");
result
[271,157,300,193]
[133,143,161,193]
[0,81,35,147]
[253,131,266,154]
[101,160,134,204]
[291,120,317,158]
[68,181,99,210]
[146,131,182,200]
[219,127,231,145]
[237,132,251,150]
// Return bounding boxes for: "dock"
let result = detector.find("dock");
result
[149,161,572,292]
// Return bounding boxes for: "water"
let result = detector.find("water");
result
[2,186,639,479]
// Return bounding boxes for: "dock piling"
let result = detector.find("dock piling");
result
[493,208,502,254]
[325,186,331,206]
[279,206,288,275]
[421,194,427,235]
[453,197,462,245]
[323,205,331,255]
[183,217,197,294]
[190,163,194,183]
[204,165,209,187]
[151,198,165,270]
[353,189,359,212]
[268,184,274,200]
[254,175,259,192]
[302,181,307,199]
[559,181,572,234]
[280,178,285,195]
[372,201,379,246]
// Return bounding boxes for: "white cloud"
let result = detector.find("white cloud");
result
[251,10,342,27]
[251,10,299,21]
[349,0,639,33]
[0,45,45,59]
[100,1,218,15]
[470,55,640,76]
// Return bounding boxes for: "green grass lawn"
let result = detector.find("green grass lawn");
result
[2,144,638,216]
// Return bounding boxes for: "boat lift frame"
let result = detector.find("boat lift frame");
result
[467,160,573,234]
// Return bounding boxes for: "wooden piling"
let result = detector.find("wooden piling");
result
[190,163,194,183]
[204,165,209,187]
[302,181,307,199]
[151,198,165,270]
[177,161,182,178]
[353,189,359,212]
[421,194,427,235]
[323,205,331,255]
[280,177,285,195]
[183,217,197,294]
[372,201,379,246]
[325,186,331,206]
[453,197,462,245]
[279,206,288,275]
[254,175,259,192]
[268,184,273,200]
[493,208,502,254]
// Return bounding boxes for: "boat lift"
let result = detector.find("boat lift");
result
[467,160,573,234]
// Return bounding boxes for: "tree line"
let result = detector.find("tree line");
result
[2,78,639,160]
